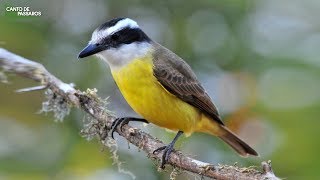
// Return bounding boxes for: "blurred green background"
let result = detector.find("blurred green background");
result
[1,0,320,179]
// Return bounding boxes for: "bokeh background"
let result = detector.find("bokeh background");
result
[1,0,320,179]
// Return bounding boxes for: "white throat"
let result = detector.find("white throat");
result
[96,42,152,69]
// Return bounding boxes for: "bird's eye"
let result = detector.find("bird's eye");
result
[111,33,119,41]
[95,43,101,46]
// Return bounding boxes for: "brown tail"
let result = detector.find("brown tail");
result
[218,125,258,157]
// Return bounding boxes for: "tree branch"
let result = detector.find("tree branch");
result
[0,48,279,180]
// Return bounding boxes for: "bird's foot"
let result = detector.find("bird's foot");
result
[153,143,175,169]
[110,117,148,139]
[153,131,183,169]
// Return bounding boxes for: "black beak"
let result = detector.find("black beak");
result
[78,44,105,59]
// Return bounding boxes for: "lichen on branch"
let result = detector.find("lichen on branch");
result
[39,89,71,121]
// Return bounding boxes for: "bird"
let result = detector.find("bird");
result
[78,17,258,168]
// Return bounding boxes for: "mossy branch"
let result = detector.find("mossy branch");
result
[0,48,280,180]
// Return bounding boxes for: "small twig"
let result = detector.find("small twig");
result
[15,85,48,93]
[0,48,279,179]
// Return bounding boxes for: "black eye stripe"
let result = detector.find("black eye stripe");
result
[111,33,120,40]
[102,27,151,49]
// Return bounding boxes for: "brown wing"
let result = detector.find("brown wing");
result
[152,43,223,125]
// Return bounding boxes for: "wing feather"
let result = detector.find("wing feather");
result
[152,43,223,125]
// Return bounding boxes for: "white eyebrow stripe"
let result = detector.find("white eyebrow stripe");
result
[105,18,139,35]
[90,30,103,44]
[90,18,139,45]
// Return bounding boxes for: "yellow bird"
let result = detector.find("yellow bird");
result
[78,17,258,168]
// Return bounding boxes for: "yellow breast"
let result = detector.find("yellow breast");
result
[111,55,201,135]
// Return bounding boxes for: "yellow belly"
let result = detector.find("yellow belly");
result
[111,56,202,135]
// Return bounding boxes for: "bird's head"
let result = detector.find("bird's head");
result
[78,18,152,68]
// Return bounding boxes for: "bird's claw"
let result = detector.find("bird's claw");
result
[153,144,174,169]
[110,117,148,139]
[110,117,130,139]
